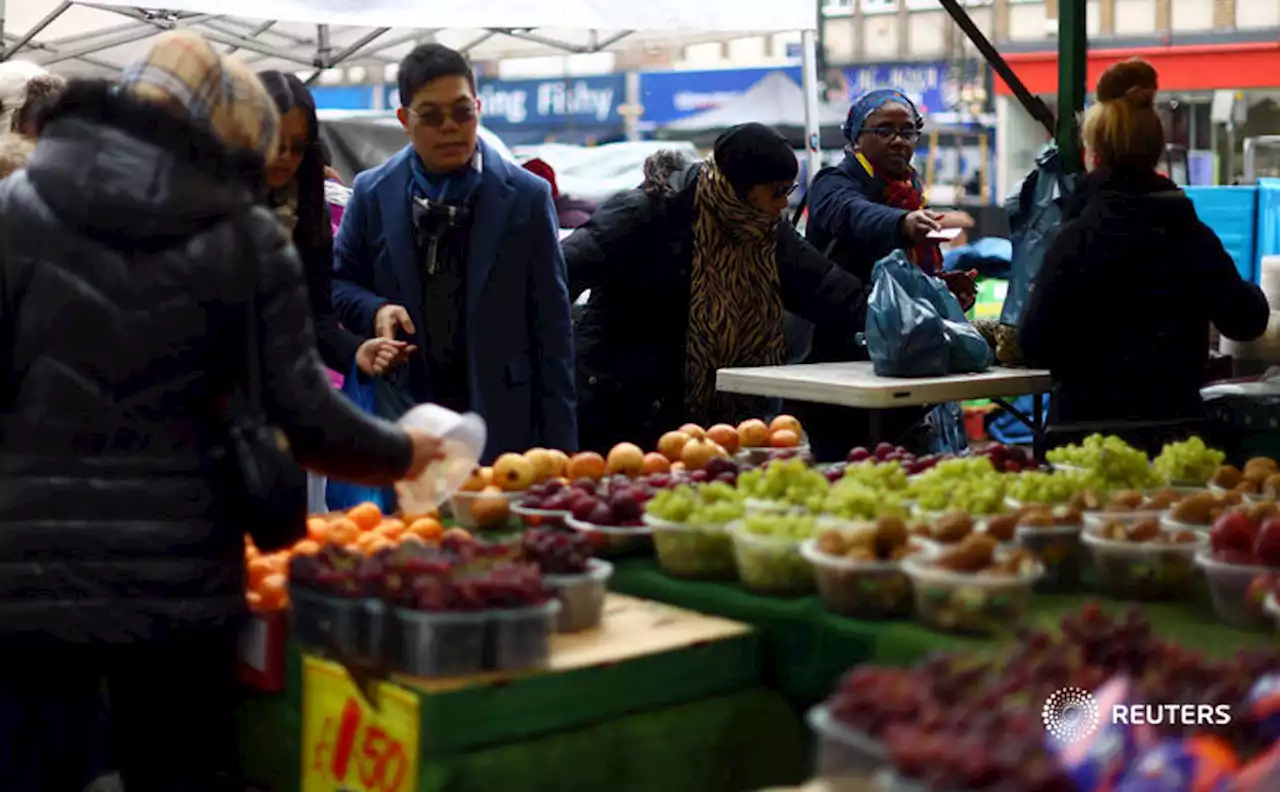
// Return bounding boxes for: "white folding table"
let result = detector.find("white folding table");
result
[716,361,1053,455]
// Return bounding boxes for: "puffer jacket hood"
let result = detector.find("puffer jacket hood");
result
[28,80,264,251]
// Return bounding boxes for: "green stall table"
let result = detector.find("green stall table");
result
[236,594,809,792]
[608,558,1276,704]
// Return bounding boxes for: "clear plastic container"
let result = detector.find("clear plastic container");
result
[1080,529,1205,601]
[564,516,652,557]
[511,501,568,528]
[800,538,936,619]
[901,555,1043,635]
[450,489,520,530]
[1159,514,1212,534]
[389,607,487,677]
[1082,510,1164,534]
[291,587,374,658]
[1195,550,1279,629]
[490,600,560,670]
[1015,524,1084,591]
[806,704,889,780]
[395,404,487,513]
[644,515,737,580]
[728,520,814,596]
[542,559,613,633]
[744,498,807,516]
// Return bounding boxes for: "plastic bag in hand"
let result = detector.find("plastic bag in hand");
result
[865,251,991,377]
[865,253,950,377]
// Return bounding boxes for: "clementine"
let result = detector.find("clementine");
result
[347,502,383,532]
[305,517,329,542]
[407,517,443,541]
[327,517,360,546]
[292,539,321,556]
[258,573,288,610]
[246,557,273,588]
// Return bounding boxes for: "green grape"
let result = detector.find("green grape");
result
[841,461,909,492]
[1153,436,1225,484]
[1006,470,1091,504]
[741,513,818,540]
[737,458,828,507]
[821,479,906,520]
[905,457,1007,515]
[646,483,745,523]
[1045,433,1161,491]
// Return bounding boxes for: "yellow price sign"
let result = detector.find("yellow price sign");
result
[301,656,420,792]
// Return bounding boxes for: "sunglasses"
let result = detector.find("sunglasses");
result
[862,126,923,144]
[407,102,479,128]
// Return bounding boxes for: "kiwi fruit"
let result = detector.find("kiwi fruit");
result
[1126,518,1160,542]
[1212,465,1242,490]
[934,511,975,544]
[874,516,909,558]
[986,514,1019,542]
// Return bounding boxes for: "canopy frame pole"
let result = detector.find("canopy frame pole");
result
[1057,0,1087,172]
[2,0,70,61]
[325,27,389,68]
[41,13,215,65]
[221,20,274,55]
[87,3,318,66]
[800,28,821,187]
[315,23,330,67]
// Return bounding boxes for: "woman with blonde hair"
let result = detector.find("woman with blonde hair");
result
[1019,59,1268,452]
[0,31,442,791]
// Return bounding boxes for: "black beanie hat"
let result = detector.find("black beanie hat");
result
[713,122,798,195]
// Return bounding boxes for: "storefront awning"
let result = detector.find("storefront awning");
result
[995,42,1280,96]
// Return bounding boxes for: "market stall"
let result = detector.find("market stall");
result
[239,418,1280,792]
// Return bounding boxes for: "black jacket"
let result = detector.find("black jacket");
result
[563,156,867,453]
[0,82,412,643]
[1020,168,1269,426]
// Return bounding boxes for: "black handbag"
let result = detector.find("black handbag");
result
[223,258,308,552]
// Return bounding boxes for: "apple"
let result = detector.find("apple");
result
[642,452,671,476]
[706,424,741,455]
[1254,518,1280,566]
[737,419,770,449]
[1211,511,1258,557]
[681,436,725,470]
[606,442,645,477]
[657,431,691,462]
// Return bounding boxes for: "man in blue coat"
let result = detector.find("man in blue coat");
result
[332,43,577,460]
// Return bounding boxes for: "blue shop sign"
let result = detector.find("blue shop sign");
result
[639,66,802,125]
[309,84,377,111]
[387,75,625,127]
[836,62,953,115]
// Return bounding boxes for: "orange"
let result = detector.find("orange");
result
[327,517,360,546]
[377,519,406,539]
[267,552,290,574]
[406,517,443,541]
[363,537,392,556]
[245,590,264,610]
[347,502,383,532]
[292,539,321,556]
[306,517,329,542]
[258,573,288,610]
[246,557,273,588]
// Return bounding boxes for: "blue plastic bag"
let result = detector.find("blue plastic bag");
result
[325,365,415,512]
[1001,145,1078,327]
[866,255,949,377]
[866,251,992,377]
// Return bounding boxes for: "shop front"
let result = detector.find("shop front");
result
[995,41,1280,197]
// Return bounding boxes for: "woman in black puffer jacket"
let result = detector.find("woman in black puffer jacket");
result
[0,32,441,792]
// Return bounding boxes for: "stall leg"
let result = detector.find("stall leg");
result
[1032,392,1046,460]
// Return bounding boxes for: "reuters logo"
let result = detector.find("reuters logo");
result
[1042,686,1101,743]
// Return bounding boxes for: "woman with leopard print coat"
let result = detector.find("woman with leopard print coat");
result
[563,122,868,454]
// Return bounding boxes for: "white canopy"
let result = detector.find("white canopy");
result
[2,0,823,183]
[667,71,846,131]
[2,1,814,76]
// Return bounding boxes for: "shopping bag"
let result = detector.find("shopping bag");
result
[865,255,949,377]
[1000,145,1078,327]
[866,251,992,377]
[325,367,417,512]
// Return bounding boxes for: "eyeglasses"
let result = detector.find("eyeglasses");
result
[277,139,308,158]
[407,102,479,128]
[861,126,923,144]
[772,182,798,199]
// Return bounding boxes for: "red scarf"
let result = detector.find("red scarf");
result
[856,153,942,275]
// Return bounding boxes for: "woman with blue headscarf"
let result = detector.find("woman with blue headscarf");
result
[793,89,977,460]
